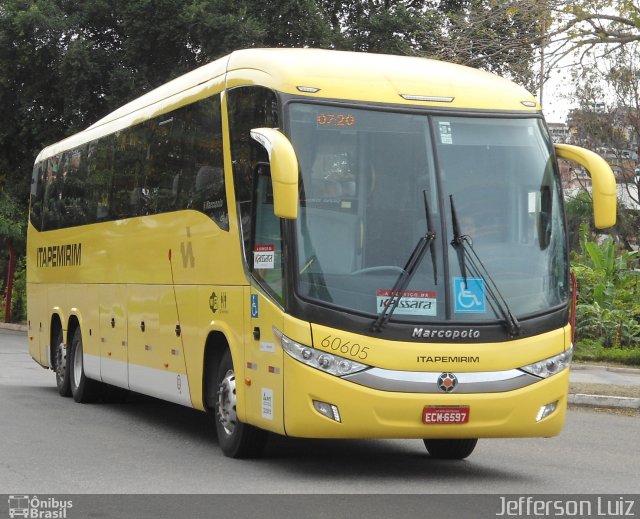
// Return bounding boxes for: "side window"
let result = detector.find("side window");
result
[181,96,228,229]
[32,95,227,230]
[227,86,279,263]
[252,165,284,301]
[110,95,228,228]
[112,126,146,219]
[88,135,115,222]
[42,154,64,231]
[29,162,45,231]
[60,146,89,227]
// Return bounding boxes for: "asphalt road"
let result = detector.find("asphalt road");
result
[1,328,639,498]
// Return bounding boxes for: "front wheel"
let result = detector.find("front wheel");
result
[214,349,268,458]
[69,327,101,403]
[423,438,478,460]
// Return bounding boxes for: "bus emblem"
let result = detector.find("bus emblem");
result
[437,373,458,392]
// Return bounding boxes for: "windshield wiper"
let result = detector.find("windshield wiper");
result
[371,191,437,333]
[449,195,521,337]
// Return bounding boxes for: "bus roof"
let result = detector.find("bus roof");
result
[36,48,540,162]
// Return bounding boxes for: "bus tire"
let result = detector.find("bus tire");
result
[423,438,478,460]
[69,327,101,403]
[54,328,71,397]
[214,348,267,458]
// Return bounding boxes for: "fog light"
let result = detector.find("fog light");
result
[536,400,558,422]
[313,400,341,422]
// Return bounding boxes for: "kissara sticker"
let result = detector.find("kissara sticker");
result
[376,289,437,316]
[254,244,275,269]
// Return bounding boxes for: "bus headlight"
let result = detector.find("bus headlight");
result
[520,346,573,378]
[273,327,370,377]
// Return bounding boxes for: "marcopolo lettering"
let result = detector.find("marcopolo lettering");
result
[36,243,82,268]
[412,327,481,339]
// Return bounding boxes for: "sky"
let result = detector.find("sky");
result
[542,66,576,124]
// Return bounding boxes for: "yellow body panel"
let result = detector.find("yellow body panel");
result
[225,49,539,111]
[310,324,569,373]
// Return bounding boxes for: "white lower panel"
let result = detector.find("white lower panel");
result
[129,364,193,408]
[99,355,129,388]
[84,353,102,381]
[85,355,192,408]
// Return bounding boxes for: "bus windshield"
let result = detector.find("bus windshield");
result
[288,103,568,325]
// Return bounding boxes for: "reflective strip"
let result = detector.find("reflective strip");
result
[342,367,541,393]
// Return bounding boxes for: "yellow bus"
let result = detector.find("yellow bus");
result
[27,48,616,459]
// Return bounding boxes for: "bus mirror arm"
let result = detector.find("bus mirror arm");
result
[250,128,299,219]
[554,143,617,229]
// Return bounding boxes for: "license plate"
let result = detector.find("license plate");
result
[422,406,470,424]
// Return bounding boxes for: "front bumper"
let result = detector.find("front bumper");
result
[283,355,569,439]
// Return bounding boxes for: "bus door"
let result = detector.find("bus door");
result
[242,165,286,434]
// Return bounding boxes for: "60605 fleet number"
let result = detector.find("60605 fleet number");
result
[320,335,369,360]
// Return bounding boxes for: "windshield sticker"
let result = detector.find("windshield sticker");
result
[254,244,275,269]
[261,388,273,419]
[439,121,453,144]
[376,289,437,316]
[453,277,486,313]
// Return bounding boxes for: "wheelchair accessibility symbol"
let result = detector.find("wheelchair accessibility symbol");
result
[251,294,259,318]
[453,277,486,313]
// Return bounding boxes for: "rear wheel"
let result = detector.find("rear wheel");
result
[54,329,71,397]
[69,327,101,403]
[214,349,267,458]
[423,439,478,460]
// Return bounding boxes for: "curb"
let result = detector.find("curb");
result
[569,393,640,410]
[0,322,27,332]
[572,363,640,375]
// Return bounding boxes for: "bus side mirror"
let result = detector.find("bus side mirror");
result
[554,143,617,229]
[250,128,299,219]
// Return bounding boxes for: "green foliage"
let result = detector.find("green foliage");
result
[574,339,640,366]
[572,233,640,350]
[576,303,640,348]
[0,190,25,242]
[564,192,594,252]
[10,256,26,322]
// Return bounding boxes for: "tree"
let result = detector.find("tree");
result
[437,0,548,91]
[567,43,640,250]
[0,190,25,322]
[547,0,640,65]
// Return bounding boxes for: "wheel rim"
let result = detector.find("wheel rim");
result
[55,341,66,382]
[73,339,83,387]
[217,369,237,436]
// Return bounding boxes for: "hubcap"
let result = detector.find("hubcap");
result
[73,340,83,387]
[217,369,237,436]
[55,342,66,382]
